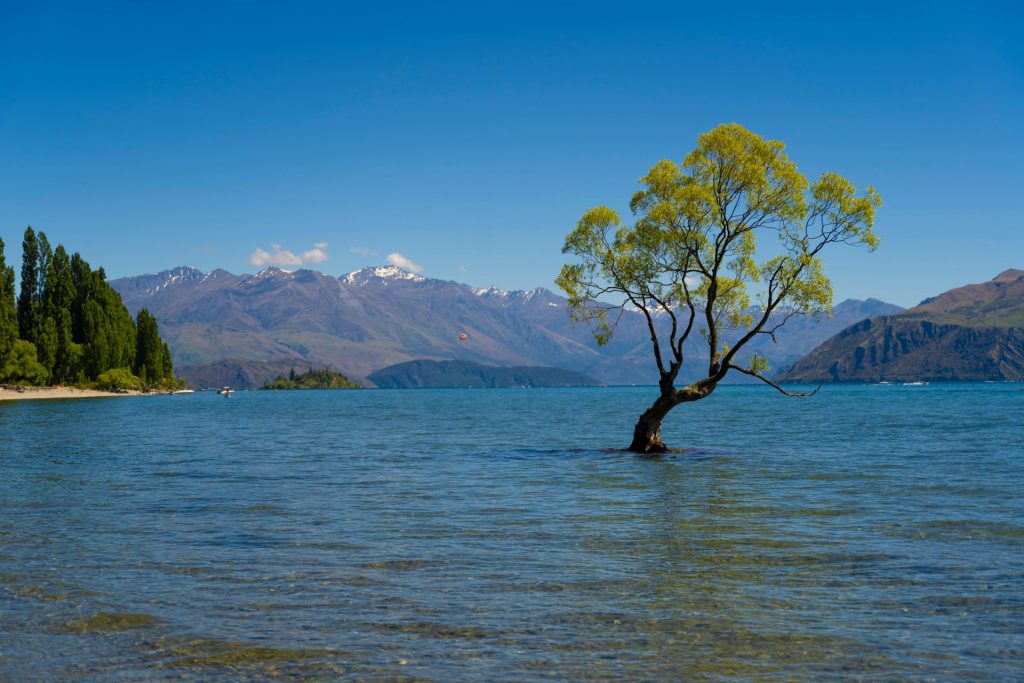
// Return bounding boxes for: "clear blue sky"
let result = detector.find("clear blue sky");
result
[1,1,1021,307]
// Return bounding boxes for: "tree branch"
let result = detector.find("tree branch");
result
[728,364,820,397]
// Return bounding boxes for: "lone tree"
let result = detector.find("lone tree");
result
[557,123,880,453]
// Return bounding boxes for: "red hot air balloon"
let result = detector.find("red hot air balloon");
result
[458,333,469,341]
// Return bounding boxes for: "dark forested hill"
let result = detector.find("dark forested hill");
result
[367,359,602,388]
[782,269,1024,382]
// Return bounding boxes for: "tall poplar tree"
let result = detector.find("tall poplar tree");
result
[41,245,80,384]
[37,232,52,297]
[70,252,91,342]
[160,341,173,379]
[0,238,18,364]
[17,226,39,343]
[71,257,137,378]
[134,308,164,384]
[7,230,171,386]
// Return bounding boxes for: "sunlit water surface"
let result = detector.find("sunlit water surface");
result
[1,384,1022,681]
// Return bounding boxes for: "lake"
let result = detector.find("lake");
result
[1,384,1022,680]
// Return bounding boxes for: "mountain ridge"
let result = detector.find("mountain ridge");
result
[111,265,902,389]
[782,269,1024,382]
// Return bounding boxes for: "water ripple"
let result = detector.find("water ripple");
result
[2,384,1023,680]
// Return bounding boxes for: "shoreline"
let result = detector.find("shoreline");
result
[0,386,144,402]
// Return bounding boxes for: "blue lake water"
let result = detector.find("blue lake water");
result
[1,384,1022,680]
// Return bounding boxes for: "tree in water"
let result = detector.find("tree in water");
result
[557,123,880,453]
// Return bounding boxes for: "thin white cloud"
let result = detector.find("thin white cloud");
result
[387,252,423,273]
[302,243,328,264]
[350,246,377,257]
[249,242,330,267]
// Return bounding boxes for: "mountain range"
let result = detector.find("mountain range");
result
[110,265,902,388]
[782,269,1024,382]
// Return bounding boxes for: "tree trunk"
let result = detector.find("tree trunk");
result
[628,394,679,454]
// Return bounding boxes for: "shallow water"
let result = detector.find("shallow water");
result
[1,384,1022,680]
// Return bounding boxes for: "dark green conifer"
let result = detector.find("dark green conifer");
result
[17,227,39,343]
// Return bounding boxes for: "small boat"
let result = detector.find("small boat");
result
[172,389,195,395]
[217,386,234,396]
[901,381,929,386]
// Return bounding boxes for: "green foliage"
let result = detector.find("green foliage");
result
[17,226,39,343]
[558,122,880,388]
[0,339,48,385]
[133,308,166,385]
[42,245,79,384]
[5,230,170,387]
[262,367,360,390]
[35,316,57,380]
[94,367,143,392]
[74,257,137,377]
[161,341,173,379]
[0,237,18,364]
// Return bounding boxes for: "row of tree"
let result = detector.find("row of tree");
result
[0,227,175,388]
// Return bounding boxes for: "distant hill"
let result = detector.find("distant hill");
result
[368,359,602,388]
[110,265,900,387]
[782,269,1024,382]
[178,359,313,390]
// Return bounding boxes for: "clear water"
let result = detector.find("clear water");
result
[1,384,1022,681]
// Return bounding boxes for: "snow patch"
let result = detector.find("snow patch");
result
[255,267,294,277]
[237,267,296,285]
[146,266,203,294]
[343,265,427,285]
[473,285,509,298]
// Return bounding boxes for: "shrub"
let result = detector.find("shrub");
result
[95,368,143,392]
[0,339,49,385]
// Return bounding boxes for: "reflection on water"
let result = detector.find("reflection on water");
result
[2,384,1023,680]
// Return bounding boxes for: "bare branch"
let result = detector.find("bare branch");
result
[728,364,820,397]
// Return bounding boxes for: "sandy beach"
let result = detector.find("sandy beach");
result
[0,386,143,401]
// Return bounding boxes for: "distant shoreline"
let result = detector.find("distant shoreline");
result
[0,386,143,402]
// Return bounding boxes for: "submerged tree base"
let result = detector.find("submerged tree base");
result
[628,396,678,454]
[628,441,671,455]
